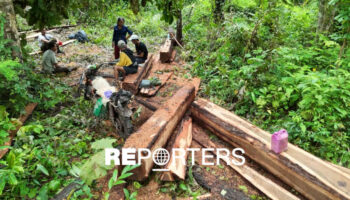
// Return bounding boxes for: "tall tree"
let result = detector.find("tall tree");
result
[0,0,22,60]
[317,0,337,33]
[214,0,225,22]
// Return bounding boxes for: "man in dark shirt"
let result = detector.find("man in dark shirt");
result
[130,35,148,64]
[112,17,133,59]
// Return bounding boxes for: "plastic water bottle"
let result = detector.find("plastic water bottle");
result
[271,129,288,154]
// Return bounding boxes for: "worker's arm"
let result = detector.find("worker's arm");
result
[136,52,144,58]
[126,26,133,40]
[112,28,116,47]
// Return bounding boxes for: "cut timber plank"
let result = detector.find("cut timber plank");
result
[122,54,154,94]
[191,98,350,200]
[123,85,195,181]
[192,123,300,200]
[190,77,201,95]
[160,38,173,63]
[159,117,192,181]
[0,103,37,159]
[140,72,173,97]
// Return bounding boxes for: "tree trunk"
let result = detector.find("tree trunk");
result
[214,0,225,22]
[176,10,183,45]
[317,0,337,34]
[0,0,22,60]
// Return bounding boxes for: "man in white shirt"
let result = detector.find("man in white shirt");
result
[38,29,64,53]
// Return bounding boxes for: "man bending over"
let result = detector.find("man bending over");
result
[114,40,137,80]
[130,35,148,64]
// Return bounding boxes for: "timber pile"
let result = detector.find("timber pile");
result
[159,38,173,62]
[121,39,350,200]
[123,85,195,180]
[122,54,154,94]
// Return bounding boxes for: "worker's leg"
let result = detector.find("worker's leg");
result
[114,45,120,59]
[114,66,126,79]
[53,66,70,73]
[135,57,146,64]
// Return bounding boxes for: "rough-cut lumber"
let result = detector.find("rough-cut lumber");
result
[140,72,173,97]
[134,96,158,111]
[192,124,300,200]
[191,98,350,200]
[190,77,201,95]
[123,85,195,180]
[159,38,173,63]
[0,103,37,159]
[122,54,154,94]
[159,117,192,181]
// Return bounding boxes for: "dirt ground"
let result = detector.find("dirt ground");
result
[28,27,277,200]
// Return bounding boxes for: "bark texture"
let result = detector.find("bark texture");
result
[0,0,22,60]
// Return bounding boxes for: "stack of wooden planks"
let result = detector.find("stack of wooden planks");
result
[120,39,350,200]
[126,94,350,200]
[122,54,154,94]
[159,38,173,63]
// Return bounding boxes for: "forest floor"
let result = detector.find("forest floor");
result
[27,27,275,200]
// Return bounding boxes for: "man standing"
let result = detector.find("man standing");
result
[114,40,137,80]
[130,35,148,64]
[112,17,133,59]
[42,41,73,74]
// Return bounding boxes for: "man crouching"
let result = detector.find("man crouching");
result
[114,40,137,80]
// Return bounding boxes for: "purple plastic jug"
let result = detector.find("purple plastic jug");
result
[271,129,288,154]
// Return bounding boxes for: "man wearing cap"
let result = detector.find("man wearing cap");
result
[114,40,137,80]
[130,35,148,64]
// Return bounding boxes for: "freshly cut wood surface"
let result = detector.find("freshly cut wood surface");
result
[159,117,192,181]
[122,54,154,94]
[26,29,55,40]
[192,123,300,200]
[191,98,350,200]
[160,38,173,62]
[123,85,195,180]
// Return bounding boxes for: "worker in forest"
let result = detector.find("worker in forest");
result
[130,35,148,64]
[112,17,133,59]
[114,40,137,80]
[38,28,64,53]
[42,41,75,74]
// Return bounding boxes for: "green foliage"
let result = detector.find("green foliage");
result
[104,165,140,200]
[14,0,70,29]
[183,0,350,167]
[0,106,19,146]
[0,95,102,199]
[80,138,117,185]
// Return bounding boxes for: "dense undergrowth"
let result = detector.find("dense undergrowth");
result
[1,0,350,199]
[181,0,350,167]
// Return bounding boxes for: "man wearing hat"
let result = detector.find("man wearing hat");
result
[114,40,137,80]
[130,35,148,64]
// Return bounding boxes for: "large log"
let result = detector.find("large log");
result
[122,54,154,94]
[159,117,192,181]
[123,85,195,180]
[159,39,173,63]
[191,98,350,200]
[192,124,300,200]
